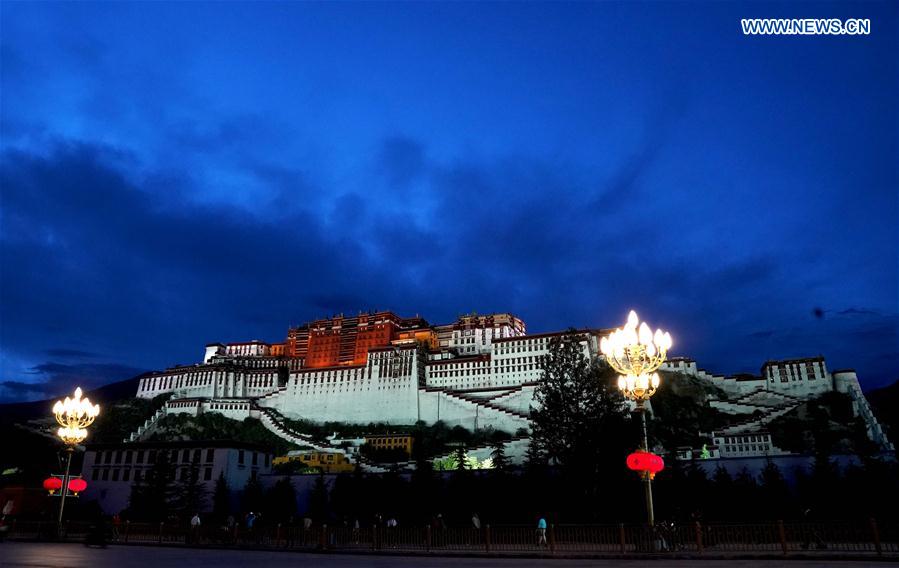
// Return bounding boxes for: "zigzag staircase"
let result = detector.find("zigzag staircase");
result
[719,399,802,434]
[123,407,167,442]
[421,386,531,424]
[253,404,339,453]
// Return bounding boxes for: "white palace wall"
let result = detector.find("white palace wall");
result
[137,366,280,400]
[131,328,890,453]
[135,332,581,433]
[423,334,593,391]
[263,346,422,424]
[415,388,530,431]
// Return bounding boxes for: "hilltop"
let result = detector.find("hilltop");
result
[0,374,145,424]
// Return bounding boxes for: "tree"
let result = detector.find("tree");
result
[128,450,177,521]
[264,477,297,524]
[242,475,265,514]
[733,467,761,520]
[410,454,436,522]
[530,332,631,495]
[759,461,791,519]
[212,472,231,522]
[704,465,733,520]
[453,445,468,472]
[175,465,207,520]
[524,438,546,470]
[489,440,510,472]
[308,473,329,521]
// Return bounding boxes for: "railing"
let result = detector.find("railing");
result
[5,519,897,556]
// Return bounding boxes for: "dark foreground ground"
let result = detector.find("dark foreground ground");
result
[0,542,893,568]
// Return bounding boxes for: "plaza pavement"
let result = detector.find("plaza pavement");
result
[0,542,892,567]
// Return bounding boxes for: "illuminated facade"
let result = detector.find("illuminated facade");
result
[274,450,355,473]
[134,311,594,453]
[285,311,431,367]
[131,310,892,458]
[661,356,893,451]
[364,433,414,456]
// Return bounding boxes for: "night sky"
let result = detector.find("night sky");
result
[1,2,897,402]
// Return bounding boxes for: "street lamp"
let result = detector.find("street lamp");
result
[600,310,671,526]
[52,387,100,528]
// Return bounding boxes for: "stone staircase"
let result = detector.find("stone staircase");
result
[254,407,418,471]
[254,387,287,406]
[123,406,167,442]
[357,435,532,472]
[424,386,531,424]
[731,389,802,407]
[709,388,806,421]
[456,382,538,410]
[355,455,414,473]
[433,434,530,464]
[718,400,802,435]
[254,404,339,454]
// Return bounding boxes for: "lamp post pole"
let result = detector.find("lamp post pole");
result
[57,447,74,527]
[52,387,100,531]
[600,310,672,528]
[637,402,654,526]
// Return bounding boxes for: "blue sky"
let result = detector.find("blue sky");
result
[1,1,897,402]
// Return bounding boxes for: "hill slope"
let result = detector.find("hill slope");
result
[0,374,146,424]
[867,378,899,443]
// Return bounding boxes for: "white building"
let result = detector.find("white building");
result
[662,356,893,452]
[129,312,892,458]
[81,441,273,514]
[135,333,598,436]
[434,313,527,356]
[711,431,790,459]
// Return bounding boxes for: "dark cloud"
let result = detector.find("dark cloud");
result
[838,307,881,317]
[1,361,145,403]
[1,1,897,401]
[378,136,426,190]
[2,131,897,402]
[748,330,774,340]
[44,349,100,359]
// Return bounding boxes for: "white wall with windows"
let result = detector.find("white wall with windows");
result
[81,442,273,515]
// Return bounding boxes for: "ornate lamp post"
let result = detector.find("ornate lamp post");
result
[600,310,672,526]
[52,387,100,527]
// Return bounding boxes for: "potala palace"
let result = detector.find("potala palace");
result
[129,311,893,461]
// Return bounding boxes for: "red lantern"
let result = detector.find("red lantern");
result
[68,478,88,495]
[43,477,63,494]
[626,450,665,479]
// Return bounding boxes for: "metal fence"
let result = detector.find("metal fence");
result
[4,518,897,557]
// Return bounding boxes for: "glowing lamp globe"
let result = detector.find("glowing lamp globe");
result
[626,450,665,480]
[43,477,63,495]
[600,311,672,403]
[68,478,88,495]
[52,387,101,447]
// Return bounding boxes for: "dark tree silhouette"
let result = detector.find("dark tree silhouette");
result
[453,444,468,472]
[175,465,207,520]
[242,475,265,515]
[211,472,230,522]
[308,473,329,521]
[530,331,632,518]
[264,477,297,524]
[127,450,177,522]
[489,440,509,472]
